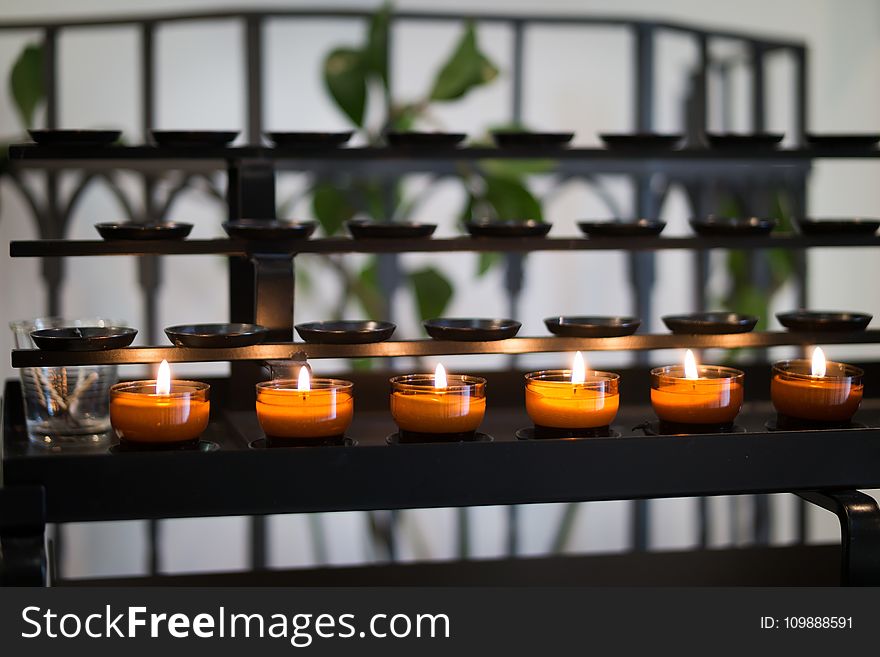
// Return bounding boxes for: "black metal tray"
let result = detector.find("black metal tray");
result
[30,327,138,351]
[386,132,466,147]
[346,220,437,239]
[690,217,776,236]
[577,219,666,238]
[165,323,269,348]
[805,133,880,149]
[705,133,784,149]
[599,133,682,150]
[295,320,396,344]
[776,311,872,332]
[222,220,316,240]
[424,318,521,341]
[491,131,574,148]
[266,131,353,147]
[29,129,121,146]
[95,222,193,240]
[793,217,880,236]
[544,316,640,338]
[150,130,239,147]
[662,312,758,334]
[465,220,551,238]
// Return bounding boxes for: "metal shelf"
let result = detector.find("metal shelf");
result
[7,144,878,175]
[4,379,880,523]
[11,234,880,258]
[11,331,880,367]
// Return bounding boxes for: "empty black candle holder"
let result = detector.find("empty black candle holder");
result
[111,439,218,453]
[516,425,621,440]
[250,435,355,448]
[635,420,746,436]
[386,430,493,445]
[765,414,866,432]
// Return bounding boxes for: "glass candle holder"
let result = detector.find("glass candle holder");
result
[650,365,744,426]
[389,374,486,439]
[771,360,863,423]
[525,370,620,429]
[256,378,353,440]
[110,380,210,444]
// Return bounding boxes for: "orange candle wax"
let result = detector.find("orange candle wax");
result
[525,370,619,428]
[110,380,210,443]
[771,360,863,423]
[256,378,353,439]
[390,372,486,434]
[650,365,743,425]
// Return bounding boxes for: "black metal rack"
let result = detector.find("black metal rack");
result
[3,7,880,587]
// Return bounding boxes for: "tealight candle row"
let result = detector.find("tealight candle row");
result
[107,347,865,445]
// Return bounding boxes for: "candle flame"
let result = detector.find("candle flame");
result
[298,365,311,391]
[156,359,171,395]
[812,346,827,377]
[434,363,447,389]
[571,351,586,384]
[684,349,699,380]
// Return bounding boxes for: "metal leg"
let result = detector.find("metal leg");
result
[798,490,880,586]
[0,485,47,586]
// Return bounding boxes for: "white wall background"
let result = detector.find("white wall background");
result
[1,0,879,579]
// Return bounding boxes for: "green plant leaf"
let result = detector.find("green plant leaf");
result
[324,47,367,126]
[352,257,385,319]
[477,252,502,277]
[429,21,499,102]
[312,182,356,235]
[410,266,453,321]
[388,102,421,132]
[483,175,543,222]
[364,3,391,90]
[9,44,45,129]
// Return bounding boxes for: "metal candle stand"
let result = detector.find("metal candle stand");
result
[3,8,880,585]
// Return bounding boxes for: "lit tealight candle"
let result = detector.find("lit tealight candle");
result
[650,349,744,427]
[256,367,354,440]
[771,347,864,424]
[110,360,211,444]
[389,363,487,440]
[525,352,620,432]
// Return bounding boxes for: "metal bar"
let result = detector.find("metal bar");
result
[511,20,525,124]
[0,485,47,586]
[13,330,880,368]
[14,233,880,258]
[253,255,294,341]
[794,47,808,146]
[798,490,880,586]
[11,144,867,163]
[751,41,766,133]
[244,16,263,144]
[0,10,807,49]
[9,427,880,524]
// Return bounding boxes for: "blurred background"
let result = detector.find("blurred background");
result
[1,0,879,580]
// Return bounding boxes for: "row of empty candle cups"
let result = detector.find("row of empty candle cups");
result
[106,347,864,446]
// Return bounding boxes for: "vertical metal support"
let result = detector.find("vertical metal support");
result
[685,33,709,147]
[253,255,295,340]
[501,19,528,557]
[793,46,808,146]
[798,491,880,586]
[751,41,766,133]
[40,27,63,315]
[227,160,282,407]
[0,486,47,586]
[244,16,263,144]
[226,160,280,572]
[629,23,657,553]
[139,22,161,346]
